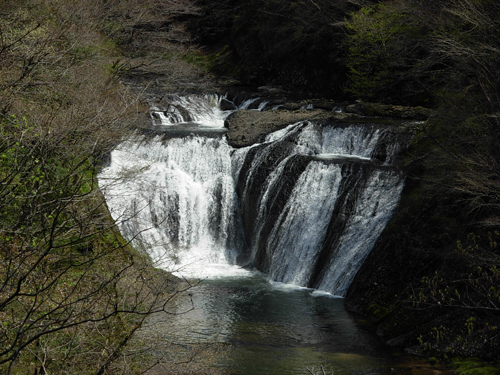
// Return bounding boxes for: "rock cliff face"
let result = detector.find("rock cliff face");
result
[183,0,500,358]
[345,102,433,121]
[344,150,500,360]
[224,102,500,360]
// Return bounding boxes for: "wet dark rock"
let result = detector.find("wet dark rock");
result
[345,173,500,360]
[282,99,340,111]
[220,98,237,111]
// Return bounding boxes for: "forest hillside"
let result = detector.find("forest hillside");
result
[1,0,499,373]
[0,0,207,373]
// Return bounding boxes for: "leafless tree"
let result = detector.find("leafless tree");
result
[0,0,204,373]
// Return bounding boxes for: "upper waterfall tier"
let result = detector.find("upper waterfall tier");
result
[148,94,269,128]
[149,94,228,127]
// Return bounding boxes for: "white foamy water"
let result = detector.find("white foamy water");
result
[150,94,232,127]
[314,153,371,161]
[149,94,270,128]
[98,135,249,279]
[99,95,405,294]
[236,123,404,296]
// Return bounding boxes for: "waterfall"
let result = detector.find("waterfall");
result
[98,134,246,278]
[99,95,404,296]
[236,122,404,296]
[148,94,269,128]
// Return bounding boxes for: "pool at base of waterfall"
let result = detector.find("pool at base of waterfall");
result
[137,271,451,375]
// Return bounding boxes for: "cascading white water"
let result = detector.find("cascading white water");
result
[315,169,403,295]
[320,125,382,158]
[265,162,344,286]
[98,135,247,278]
[149,94,270,127]
[99,94,405,295]
[235,121,404,296]
[150,94,230,127]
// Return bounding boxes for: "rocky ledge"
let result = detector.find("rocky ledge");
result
[344,101,432,120]
[224,109,334,148]
[224,100,432,148]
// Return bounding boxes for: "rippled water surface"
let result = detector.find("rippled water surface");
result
[141,272,449,375]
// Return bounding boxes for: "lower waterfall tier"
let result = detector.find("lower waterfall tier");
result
[98,135,247,278]
[99,120,404,296]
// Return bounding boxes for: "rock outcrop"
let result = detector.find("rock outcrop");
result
[224,101,430,148]
[224,109,334,148]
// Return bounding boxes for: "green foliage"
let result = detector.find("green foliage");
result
[366,302,391,320]
[182,50,214,71]
[0,110,178,374]
[345,3,435,105]
[345,6,400,96]
[453,358,500,375]
[407,231,500,358]
[433,0,500,114]
[344,0,500,108]
[413,232,500,312]
[0,0,200,373]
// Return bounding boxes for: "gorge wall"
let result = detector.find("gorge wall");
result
[223,98,500,361]
[182,0,500,362]
[188,0,363,98]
